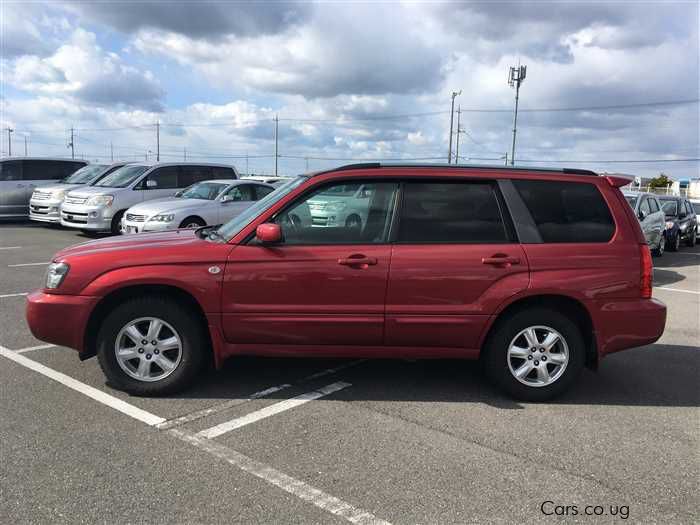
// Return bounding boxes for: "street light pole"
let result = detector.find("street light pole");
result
[6,128,13,156]
[274,114,279,176]
[447,90,461,164]
[508,64,527,166]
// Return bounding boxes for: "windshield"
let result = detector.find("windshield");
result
[624,196,638,208]
[180,181,229,200]
[216,175,308,241]
[61,164,108,184]
[659,200,678,216]
[94,165,149,188]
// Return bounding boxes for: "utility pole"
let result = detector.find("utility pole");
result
[156,120,160,162]
[6,128,13,156]
[110,141,114,162]
[274,114,279,176]
[183,147,187,161]
[67,127,74,159]
[24,135,27,156]
[305,157,309,172]
[245,152,249,175]
[454,106,464,164]
[447,90,461,163]
[508,64,527,166]
[504,152,508,166]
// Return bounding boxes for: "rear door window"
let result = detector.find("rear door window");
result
[649,198,660,213]
[513,180,615,243]
[397,182,510,243]
[180,166,214,187]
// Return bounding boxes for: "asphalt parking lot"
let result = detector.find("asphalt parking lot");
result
[1,222,698,524]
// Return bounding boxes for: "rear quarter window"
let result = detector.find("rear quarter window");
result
[513,179,615,243]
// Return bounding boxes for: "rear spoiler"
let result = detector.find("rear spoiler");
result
[604,175,634,188]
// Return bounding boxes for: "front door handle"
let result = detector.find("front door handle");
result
[482,255,521,266]
[338,255,378,268]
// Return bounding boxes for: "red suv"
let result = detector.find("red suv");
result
[26,164,666,401]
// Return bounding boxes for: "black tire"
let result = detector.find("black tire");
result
[179,216,205,229]
[96,297,206,396]
[667,232,680,252]
[652,235,665,257]
[110,210,125,235]
[345,214,362,229]
[482,308,585,402]
[685,227,697,247]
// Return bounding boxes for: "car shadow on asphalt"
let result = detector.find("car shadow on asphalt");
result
[653,268,687,287]
[161,343,699,409]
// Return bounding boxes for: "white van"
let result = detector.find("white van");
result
[60,162,238,234]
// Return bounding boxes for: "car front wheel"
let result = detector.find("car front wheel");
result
[97,297,206,396]
[483,308,585,401]
[653,234,665,257]
[686,227,697,247]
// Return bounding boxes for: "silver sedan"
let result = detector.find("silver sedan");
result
[121,179,275,234]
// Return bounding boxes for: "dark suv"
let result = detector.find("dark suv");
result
[658,196,697,250]
[26,164,667,401]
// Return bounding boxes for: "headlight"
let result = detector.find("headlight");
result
[52,189,66,200]
[149,214,175,222]
[86,195,114,206]
[45,262,70,289]
[326,202,346,212]
[665,221,675,230]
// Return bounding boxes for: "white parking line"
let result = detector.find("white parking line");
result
[157,360,365,430]
[655,286,700,295]
[171,429,390,525]
[0,344,165,426]
[198,381,352,439]
[0,246,22,250]
[16,344,57,353]
[0,292,28,298]
[7,262,50,267]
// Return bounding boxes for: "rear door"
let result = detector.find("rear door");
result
[637,196,654,245]
[385,180,528,350]
[647,197,665,247]
[0,160,25,216]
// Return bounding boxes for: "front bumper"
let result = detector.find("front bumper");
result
[595,298,667,357]
[26,291,98,353]
[60,203,113,231]
[29,197,63,223]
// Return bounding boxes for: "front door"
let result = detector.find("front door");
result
[221,180,399,347]
[385,181,529,350]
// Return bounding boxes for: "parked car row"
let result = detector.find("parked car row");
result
[0,158,289,236]
[623,191,697,256]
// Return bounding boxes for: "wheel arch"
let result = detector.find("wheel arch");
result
[480,294,598,369]
[82,284,213,365]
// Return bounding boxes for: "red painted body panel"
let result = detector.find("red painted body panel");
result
[24,166,667,370]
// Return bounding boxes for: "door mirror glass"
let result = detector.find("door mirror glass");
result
[638,209,646,220]
[174,190,183,197]
[146,179,158,188]
[256,223,282,244]
[221,195,234,203]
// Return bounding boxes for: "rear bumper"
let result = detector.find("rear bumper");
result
[25,291,97,353]
[594,298,667,357]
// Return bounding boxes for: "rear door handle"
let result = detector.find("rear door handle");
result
[338,255,378,268]
[482,255,520,266]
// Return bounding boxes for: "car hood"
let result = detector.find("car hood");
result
[67,186,122,198]
[33,183,85,194]
[51,229,234,295]
[126,197,213,217]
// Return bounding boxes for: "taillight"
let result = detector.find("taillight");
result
[640,244,653,299]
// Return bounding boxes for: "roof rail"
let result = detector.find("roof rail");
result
[314,162,599,177]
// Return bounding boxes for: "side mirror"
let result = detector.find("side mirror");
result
[221,195,234,203]
[146,179,158,189]
[174,190,183,197]
[638,210,646,220]
[256,223,282,244]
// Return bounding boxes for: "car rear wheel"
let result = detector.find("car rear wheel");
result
[482,308,585,401]
[97,297,206,396]
[179,216,205,229]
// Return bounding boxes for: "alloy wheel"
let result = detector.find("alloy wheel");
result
[114,317,183,382]
[507,325,569,388]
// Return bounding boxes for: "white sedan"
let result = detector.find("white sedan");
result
[121,179,275,234]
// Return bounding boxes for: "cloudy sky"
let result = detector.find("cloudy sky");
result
[1,1,698,178]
